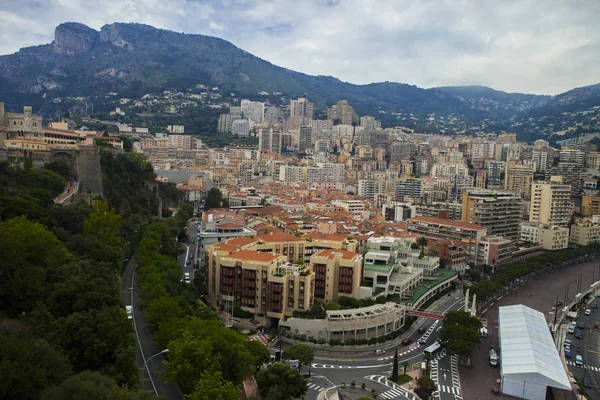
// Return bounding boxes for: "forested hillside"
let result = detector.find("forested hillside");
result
[0,151,181,399]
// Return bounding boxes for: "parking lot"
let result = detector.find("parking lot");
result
[460,258,600,400]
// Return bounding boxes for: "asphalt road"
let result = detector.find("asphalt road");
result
[301,293,466,400]
[179,221,199,282]
[122,257,183,399]
[433,353,462,400]
[565,298,600,399]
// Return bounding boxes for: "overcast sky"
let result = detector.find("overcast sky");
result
[1,0,598,95]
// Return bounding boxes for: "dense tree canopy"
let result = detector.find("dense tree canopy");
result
[255,363,307,400]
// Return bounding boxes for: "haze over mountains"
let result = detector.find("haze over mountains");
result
[1,22,599,138]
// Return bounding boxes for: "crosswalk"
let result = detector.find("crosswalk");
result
[566,360,600,371]
[430,353,462,400]
[365,375,418,400]
[306,376,335,393]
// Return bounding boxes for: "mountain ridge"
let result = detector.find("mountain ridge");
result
[1,21,598,139]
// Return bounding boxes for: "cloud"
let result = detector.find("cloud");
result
[0,0,598,94]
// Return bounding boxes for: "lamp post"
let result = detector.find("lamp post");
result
[142,349,169,394]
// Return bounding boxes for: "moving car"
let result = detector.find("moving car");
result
[578,321,585,329]
[126,305,133,319]
[418,338,427,345]
[489,348,499,367]
[585,309,592,316]
[189,254,194,259]
[402,338,413,346]
[186,259,191,265]
[184,272,191,283]
[374,349,386,355]
[575,330,583,339]
[576,355,584,366]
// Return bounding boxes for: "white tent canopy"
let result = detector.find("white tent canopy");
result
[499,304,571,400]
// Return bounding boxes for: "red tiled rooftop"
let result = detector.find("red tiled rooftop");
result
[313,249,359,260]
[256,231,304,243]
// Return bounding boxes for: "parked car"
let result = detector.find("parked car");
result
[126,305,133,320]
[565,348,572,359]
[402,338,413,346]
[576,355,584,366]
[585,309,592,316]
[564,339,572,348]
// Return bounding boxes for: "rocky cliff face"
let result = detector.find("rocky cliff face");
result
[53,22,99,55]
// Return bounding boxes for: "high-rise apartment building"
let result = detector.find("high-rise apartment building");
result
[486,161,506,188]
[240,99,264,123]
[358,180,382,200]
[549,163,582,196]
[321,163,346,182]
[360,116,381,131]
[582,195,600,217]
[310,249,363,303]
[395,178,423,201]
[298,125,312,154]
[462,190,524,240]
[310,119,333,134]
[407,216,487,264]
[529,176,572,225]
[504,161,534,198]
[290,98,314,120]
[218,114,233,133]
[206,249,315,324]
[167,134,192,151]
[327,100,359,125]
[259,127,282,154]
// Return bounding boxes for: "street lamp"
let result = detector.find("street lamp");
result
[142,349,169,394]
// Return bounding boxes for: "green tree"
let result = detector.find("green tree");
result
[41,371,152,400]
[439,311,482,364]
[205,188,223,210]
[391,349,399,381]
[402,360,409,375]
[145,296,185,331]
[163,331,220,394]
[185,371,241,400]
[282,343,315,376]
[415,376,437,398]
[84,200,122,247]
[0,217,72,316]
[0,333,72,400]
[255,363,307,400]
[246,340,271,373]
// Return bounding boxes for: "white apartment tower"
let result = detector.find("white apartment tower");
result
[529,176,572,226]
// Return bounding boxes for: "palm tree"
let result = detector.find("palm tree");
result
[402,360,409,375]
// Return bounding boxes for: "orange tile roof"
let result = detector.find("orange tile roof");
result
[226,250,281,263]
[304,232,346,242]
[223,236,258,247]
[408,216,486,231]
[313,249,359,260]
[256,231,304,243]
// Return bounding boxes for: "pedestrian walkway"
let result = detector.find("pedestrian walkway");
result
[364,375,418,400]
[307,376,334,393]
[249,332,270,345]
[566,360,600,371]
[378,344,421,360]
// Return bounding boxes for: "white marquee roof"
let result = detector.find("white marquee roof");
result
[498,304,570,391]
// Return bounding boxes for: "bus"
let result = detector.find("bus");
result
[424,341,442,357]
